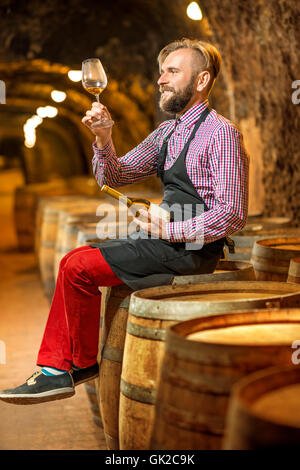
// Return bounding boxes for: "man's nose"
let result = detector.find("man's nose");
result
[157,72,168,86]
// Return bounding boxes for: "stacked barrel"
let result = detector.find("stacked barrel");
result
[28,177,300,449]
[223,217,291,260]
[14,176,101,252]
[94,211,300,450]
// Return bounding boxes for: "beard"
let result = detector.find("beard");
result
[159,73,197,115]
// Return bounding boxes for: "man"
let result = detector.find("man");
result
[0,39,248,404]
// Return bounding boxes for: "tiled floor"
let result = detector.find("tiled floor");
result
[0,189,107,450]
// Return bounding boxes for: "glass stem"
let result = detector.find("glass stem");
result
[96,95,100,103]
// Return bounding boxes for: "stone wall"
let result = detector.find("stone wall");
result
[200,0,300,223]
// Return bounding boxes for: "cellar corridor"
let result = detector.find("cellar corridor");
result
[0,174,106,450]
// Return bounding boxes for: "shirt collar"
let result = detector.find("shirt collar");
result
[176,100,209,128]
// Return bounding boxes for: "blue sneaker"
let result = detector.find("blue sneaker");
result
[71,363,99,386]
[0,370,75,405]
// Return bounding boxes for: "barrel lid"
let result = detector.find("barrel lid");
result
[172,260,255,286]
[168,308,300,344]
[252,237,300,259]
[228,365,300,430]
[289,258,300,277]
[129,281,300,320]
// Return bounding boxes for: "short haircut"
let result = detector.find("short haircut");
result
[157,38,222,92]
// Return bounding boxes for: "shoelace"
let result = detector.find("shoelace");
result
[26,371,42,384]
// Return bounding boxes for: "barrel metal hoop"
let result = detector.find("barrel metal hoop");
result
[289,260,300,277]
[84,383,97,394]
[41,241,56,248]
[155,400,224,435]
[43,280,55,290]
[119,297,131,309]
[102,345,123,363]
[250,258,288,273]
[56,246,73,254]
[253,240,300,260]
[126,320,166,341]
[172,267,255,285]
[120,378,156,404]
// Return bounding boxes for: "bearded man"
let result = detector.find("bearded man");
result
[0,39,249,404]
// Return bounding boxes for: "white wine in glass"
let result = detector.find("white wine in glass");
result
[82,58,114,128]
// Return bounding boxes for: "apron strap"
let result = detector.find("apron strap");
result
[157,106,211,179]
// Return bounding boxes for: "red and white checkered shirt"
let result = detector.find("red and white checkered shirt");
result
[92,100,249,244]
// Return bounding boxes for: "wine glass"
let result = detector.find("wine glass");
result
[82,58,114,128]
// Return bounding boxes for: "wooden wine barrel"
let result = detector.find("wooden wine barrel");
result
[53,198,135,279]
[225,225,299,261]
[172,260,256,285]
[74,198,131,250]
[84,380,103,428]
[98,284,133,449]
[38,197,101,300]
[34,177,120,256]
[287,258,300,284]
[13,180,74,252]
[251,237,300,281]
[245,216,291,228]
[119,281,300,450]
[97,262,255,450]
[53,211,103,281]
[35,194,88,257]
[76,224,100,248]
[76,221,136,248]
[150,309,300,450]
[54,217,135,281]
[67,176,101,197]
[224,365,300,449]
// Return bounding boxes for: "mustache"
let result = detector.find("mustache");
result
[160,86,175,93]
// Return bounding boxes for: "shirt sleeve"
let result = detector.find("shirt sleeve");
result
[165,123,249,244]
[92,126,166,188]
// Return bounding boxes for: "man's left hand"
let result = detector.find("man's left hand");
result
[133,209,168,240]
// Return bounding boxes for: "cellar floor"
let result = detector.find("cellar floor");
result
[0,186,107,450]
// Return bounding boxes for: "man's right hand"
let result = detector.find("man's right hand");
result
[81,102,113,149]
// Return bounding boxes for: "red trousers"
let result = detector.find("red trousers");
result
[37,246,123,370]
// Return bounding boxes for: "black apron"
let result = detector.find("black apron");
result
[90,107,225,290]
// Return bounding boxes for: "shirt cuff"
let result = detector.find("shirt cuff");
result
[165,221,188,242]
[92,140,114,157]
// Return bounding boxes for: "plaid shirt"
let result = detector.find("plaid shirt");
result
[92,100,249,244]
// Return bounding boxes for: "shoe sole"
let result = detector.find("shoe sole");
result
[73,372,99,386]
[0,388,75,405]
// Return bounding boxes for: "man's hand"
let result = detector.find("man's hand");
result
[133,209,169,240]
[81,102,113,149]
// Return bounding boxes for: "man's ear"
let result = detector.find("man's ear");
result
[196,71,210,92]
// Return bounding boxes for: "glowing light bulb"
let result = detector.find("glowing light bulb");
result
[68,70,82,82]
[45,106,58,118]
[186,2,203,20]
[51,90,66,102]
[24,114,43,148]
[25,137,36,148]
[36,107,49,118]
[30,115,43,127]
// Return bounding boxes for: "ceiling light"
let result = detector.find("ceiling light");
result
[68,70,82,82]
[51,90,66,102]
[36,107,49,118]
[186,2,203,20]
[44,106,58,118]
